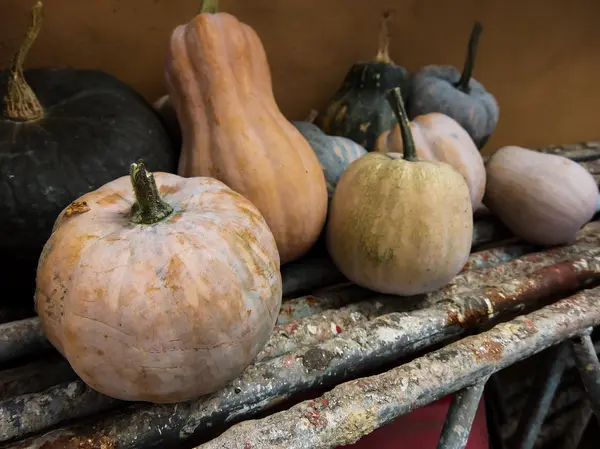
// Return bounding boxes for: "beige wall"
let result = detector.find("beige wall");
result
[2,0,599,153]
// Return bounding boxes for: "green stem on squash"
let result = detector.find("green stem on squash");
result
[199,0,219,14]
[386,87,418,162]
[3,1,45,122]
[374,11,394,64]
[129,160,173,225]
[454,21,483,93]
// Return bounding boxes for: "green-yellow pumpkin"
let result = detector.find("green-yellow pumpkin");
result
[326,88,473,295]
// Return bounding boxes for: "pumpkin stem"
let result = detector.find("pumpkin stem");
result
[454,21,483,93]
[129,160,174,225]
[374,11,394,64]
[199,0,219,13]
[3,1,45,122]
[304,109,319,124]
[386,87,417,162]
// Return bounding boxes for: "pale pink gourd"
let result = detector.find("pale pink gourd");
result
[484,145,598,246]
[376,112,486,209]
[35,162,282,403]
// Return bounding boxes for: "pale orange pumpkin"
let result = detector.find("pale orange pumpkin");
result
[375,112,486,209]
[164,1,328,264]
[35,161,282,403]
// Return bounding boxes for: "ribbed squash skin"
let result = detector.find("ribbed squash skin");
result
[165,11,327,264]
[36,171,282,403]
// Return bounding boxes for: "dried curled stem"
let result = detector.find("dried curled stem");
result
[3,1,45,122]
[374,11,394,64]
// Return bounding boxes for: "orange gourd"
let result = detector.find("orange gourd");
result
[35,161,282,403]
[375,112,486,209]
[164,1,327,264]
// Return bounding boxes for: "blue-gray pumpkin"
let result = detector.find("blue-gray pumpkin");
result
[316,13,410,151]
[407,22,499,150]
[293,113,367,201]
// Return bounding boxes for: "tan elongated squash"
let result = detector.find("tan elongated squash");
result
[164,2,327,264]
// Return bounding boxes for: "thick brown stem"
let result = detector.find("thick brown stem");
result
[3,1,45,122]
[454,22,483,93]
[386,87,417,162]
[304,110,319,124]
[130,161,173,225]
[200,0,219,14]
[374,11,394,64]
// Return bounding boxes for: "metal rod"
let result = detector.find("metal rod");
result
[196,287,600,449]
[281,256,346,299]
[534,399,592,448]
[0,380,121,442]
[5,238,600,448]
[557,400,593,449]
[0,356,75,400]
[512,342,570,449]
[4,220,599,370]
[570,331,600,424]
[8,288,600,449]
[0,143,598,449]
[499,340,600,421]
[0,317,51,363]
[276,284,373,325]
[0,241,544,442]
[483,379,508,449]
[537,141,600,162]
[0,307,33,326]
[436,379,488,449]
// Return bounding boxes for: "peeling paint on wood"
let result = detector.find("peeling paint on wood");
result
[1,142,599,449]
[196,287,600,449]
[4,222,600,448]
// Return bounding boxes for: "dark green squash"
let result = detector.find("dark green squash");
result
[316,12,410,151]
[0,2,178,311]
[407,22,499,150]
[292,110,367,201]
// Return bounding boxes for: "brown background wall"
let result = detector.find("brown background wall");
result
[1,0,599,153]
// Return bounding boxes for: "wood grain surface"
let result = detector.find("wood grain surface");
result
[1,0,599,153]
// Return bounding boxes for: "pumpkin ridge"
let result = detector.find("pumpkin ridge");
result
[169,205,279,299]
[167,222,277,350]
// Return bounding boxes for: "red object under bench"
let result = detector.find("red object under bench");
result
[339,395,489,449]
